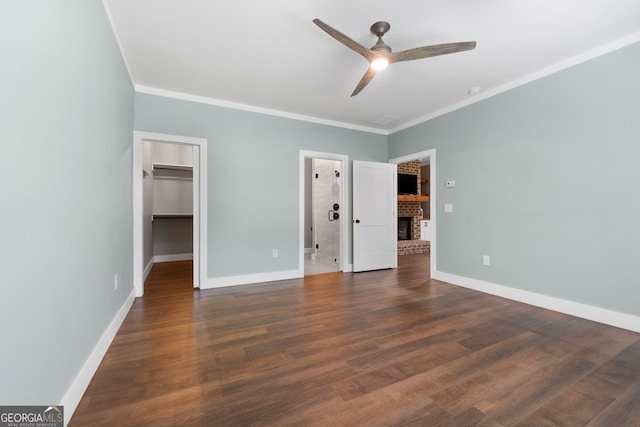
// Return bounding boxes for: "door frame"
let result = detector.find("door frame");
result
[388,148,436,278]
[299,150,350,273]
[133,131,208,297]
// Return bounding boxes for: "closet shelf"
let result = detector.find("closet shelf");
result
[152,213,193,220]
[152,163,192,171]
[153,175,192,181]
[152,163,193,181]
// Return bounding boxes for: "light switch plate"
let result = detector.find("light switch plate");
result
[445,180,456,188]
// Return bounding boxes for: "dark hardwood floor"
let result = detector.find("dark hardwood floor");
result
[70,254,640,426]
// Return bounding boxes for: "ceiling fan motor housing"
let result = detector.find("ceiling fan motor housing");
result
[370,21,392,53]
[371,39,392,53]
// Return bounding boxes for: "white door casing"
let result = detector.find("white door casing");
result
[299,150,349,274]
[133,131,208,297]
[353,160,397,272]
[388,149,436,278]
[191,145,201,288]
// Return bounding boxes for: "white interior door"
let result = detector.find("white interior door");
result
[353,160,397,272]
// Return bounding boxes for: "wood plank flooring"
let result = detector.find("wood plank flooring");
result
[70,255,640,426]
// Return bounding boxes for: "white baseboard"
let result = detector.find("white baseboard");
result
[432,270,640,333]
[62,288,135,426]
[143,258,154,281]
[153,253,193,263]
[204,269,302,289]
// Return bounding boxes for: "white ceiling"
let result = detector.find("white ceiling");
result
[104,0,640,134]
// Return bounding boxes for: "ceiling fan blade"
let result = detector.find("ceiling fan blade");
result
[313,19,374,61]
[389,41,476,64]
[351,68,377,97]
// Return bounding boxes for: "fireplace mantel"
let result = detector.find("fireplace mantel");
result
[398,195,429,202]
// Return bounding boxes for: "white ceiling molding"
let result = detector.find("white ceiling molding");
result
[104,0,640,133]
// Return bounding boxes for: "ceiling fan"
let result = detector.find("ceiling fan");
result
[313,19,476,96]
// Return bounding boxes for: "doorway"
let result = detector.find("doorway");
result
[133,131,208,297]
[388,149,436,278]
[310,158,342,273]
[147,141,194,265]
[299,151,349,275]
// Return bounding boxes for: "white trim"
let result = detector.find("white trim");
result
[204,269,302,289]
[299,150,350,276]
[101,0,135,88]
[62,289,135,426]
[389,31,640,134]
[136,85,388,136]
[432,270,640,333]
[102,6,640,138]
[133,131,208,297]
[132,138,144,296]
[192,143,205,288]
[388,149,436,279]
[143,258,154,281]
[154,253,193,263]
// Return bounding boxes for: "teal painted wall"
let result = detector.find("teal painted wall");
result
[134,94,387,277]
[389,42,640,315]
[0,1,134,404]
[2,0,637,408]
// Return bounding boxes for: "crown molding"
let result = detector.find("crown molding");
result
[101,0,135,89]
[135,86,389,136]
[390,31,640,134]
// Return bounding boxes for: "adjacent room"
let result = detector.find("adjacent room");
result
[2,1,640,425]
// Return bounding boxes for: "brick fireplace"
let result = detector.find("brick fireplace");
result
[397,160,430,256]
[398,217,413,240]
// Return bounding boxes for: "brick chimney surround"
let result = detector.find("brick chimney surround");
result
[397,161,430,256]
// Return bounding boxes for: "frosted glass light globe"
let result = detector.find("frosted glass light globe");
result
[371,58,389,71]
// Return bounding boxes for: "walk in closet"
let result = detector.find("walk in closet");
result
[142,141,193,273]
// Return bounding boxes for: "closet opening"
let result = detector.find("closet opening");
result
[133,132,208,297]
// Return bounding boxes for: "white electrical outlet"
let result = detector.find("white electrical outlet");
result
[114,273,119,290]
[444,203,453,213]
[483,255,491,266]
[272,249,278,258]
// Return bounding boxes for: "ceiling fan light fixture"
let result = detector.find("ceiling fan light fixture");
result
[371,57,389,71]
[312,18,476,96]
